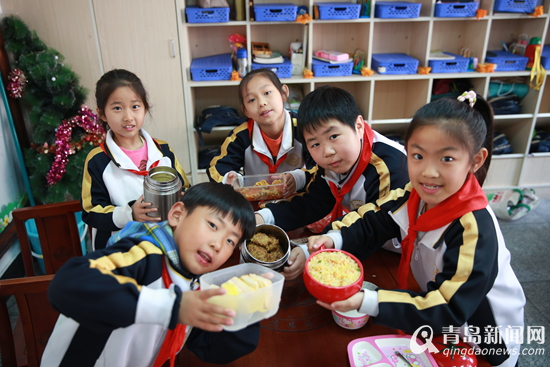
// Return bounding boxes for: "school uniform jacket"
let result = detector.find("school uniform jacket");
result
[330,183,525,367]
[258,131,408,232]
[41,237,260,367]
[207,110,312,187]
[81,129,189,249]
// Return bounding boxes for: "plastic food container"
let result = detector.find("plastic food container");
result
[201,263,285,331]
[241,224,291,271]
[232,173,285,201]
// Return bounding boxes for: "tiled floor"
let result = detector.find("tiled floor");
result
[2,200,549,366]
[499,198,549,366]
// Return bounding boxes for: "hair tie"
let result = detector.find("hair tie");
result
[457,91,477,108]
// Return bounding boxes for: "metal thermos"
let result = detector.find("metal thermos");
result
[143,166,182,220]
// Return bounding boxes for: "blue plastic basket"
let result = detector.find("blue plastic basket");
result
[435,2,479,17]
[252,57,293,78]
[190,53,233,81]
[428,53,470,73]
[375,1,422,18]
[312,59,353,77]
[493,0,538,13]
[372,53,419,74]
[485,51,528,71]
[316,2,361,19]
[185,6,230,23]
[542,45,550,69]
[254,3,298,21]
[25,212,87,274]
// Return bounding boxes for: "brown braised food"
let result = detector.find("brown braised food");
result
[247,232,285,262]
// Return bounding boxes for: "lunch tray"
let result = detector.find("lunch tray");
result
[312,59,353,77]
[494,0,538,13]
[435,2,479,17]
[316,2,362,19]
[251,57,293,78]
[371,53,419,74]
[348,335,438,367]
[428,52,469,73]
[254,3,298,21]
[190,53,233,81]
[375,1,422,18]
[485,51,528,71]
[185,6,230,23]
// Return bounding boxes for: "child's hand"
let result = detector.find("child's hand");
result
[178,287,235,332]
[307,235,334,252]
[132,195,161,222]
[255,213,265,225]
[283,173,296,197]
[316,291,364,313]
[282,247,306,280]
[224,171,238,186]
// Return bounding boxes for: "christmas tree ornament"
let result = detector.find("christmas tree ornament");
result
[46,106,105,186]
[6,68,27,98]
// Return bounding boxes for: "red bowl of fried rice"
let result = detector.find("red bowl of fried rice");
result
[303,249,364,304]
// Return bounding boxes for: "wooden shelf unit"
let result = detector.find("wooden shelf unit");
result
[181,0,550,191]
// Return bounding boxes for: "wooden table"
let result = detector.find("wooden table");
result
[178,229,490,367]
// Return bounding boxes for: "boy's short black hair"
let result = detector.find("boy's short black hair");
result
[181,182,255,244]
[297,85,362,141]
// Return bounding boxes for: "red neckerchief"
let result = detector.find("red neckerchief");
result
[247,119,288,173]
[397,173,488,289]
[328,123,375,221]
[153,261,192,367]
[100,142,160,176]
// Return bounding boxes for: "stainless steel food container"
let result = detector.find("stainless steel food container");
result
[143,166,182,220]
[240,224,290,271]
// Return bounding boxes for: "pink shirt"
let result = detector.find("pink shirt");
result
[120,140,148,170]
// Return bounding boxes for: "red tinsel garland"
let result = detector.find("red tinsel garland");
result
[46,106,105,185]
[7,68,27,98]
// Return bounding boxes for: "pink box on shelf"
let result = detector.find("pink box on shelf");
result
[315,50,349,62]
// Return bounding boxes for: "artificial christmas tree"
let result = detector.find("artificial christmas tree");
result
[1,15,104,204]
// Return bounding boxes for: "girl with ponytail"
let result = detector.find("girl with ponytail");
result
[307,92,524,367]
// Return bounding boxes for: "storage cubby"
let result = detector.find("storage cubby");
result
[372,79,429,121]
[251,23,305,55]
[539,81,550,115]
[180,0,550,192]
[521,117,550,186]
[311,22,370,56]
[430,19,488,60]
[494,117,533,154]
[371,21,429,62]
[314,81,372,115]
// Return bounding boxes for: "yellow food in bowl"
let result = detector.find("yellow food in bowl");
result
[307,251,361,287]
[210,273,272,313]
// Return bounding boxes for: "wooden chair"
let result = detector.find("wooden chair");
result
[0,274,57,367]
[12,200,86,276]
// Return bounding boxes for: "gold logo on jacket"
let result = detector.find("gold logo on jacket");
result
[287,153,301,167]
